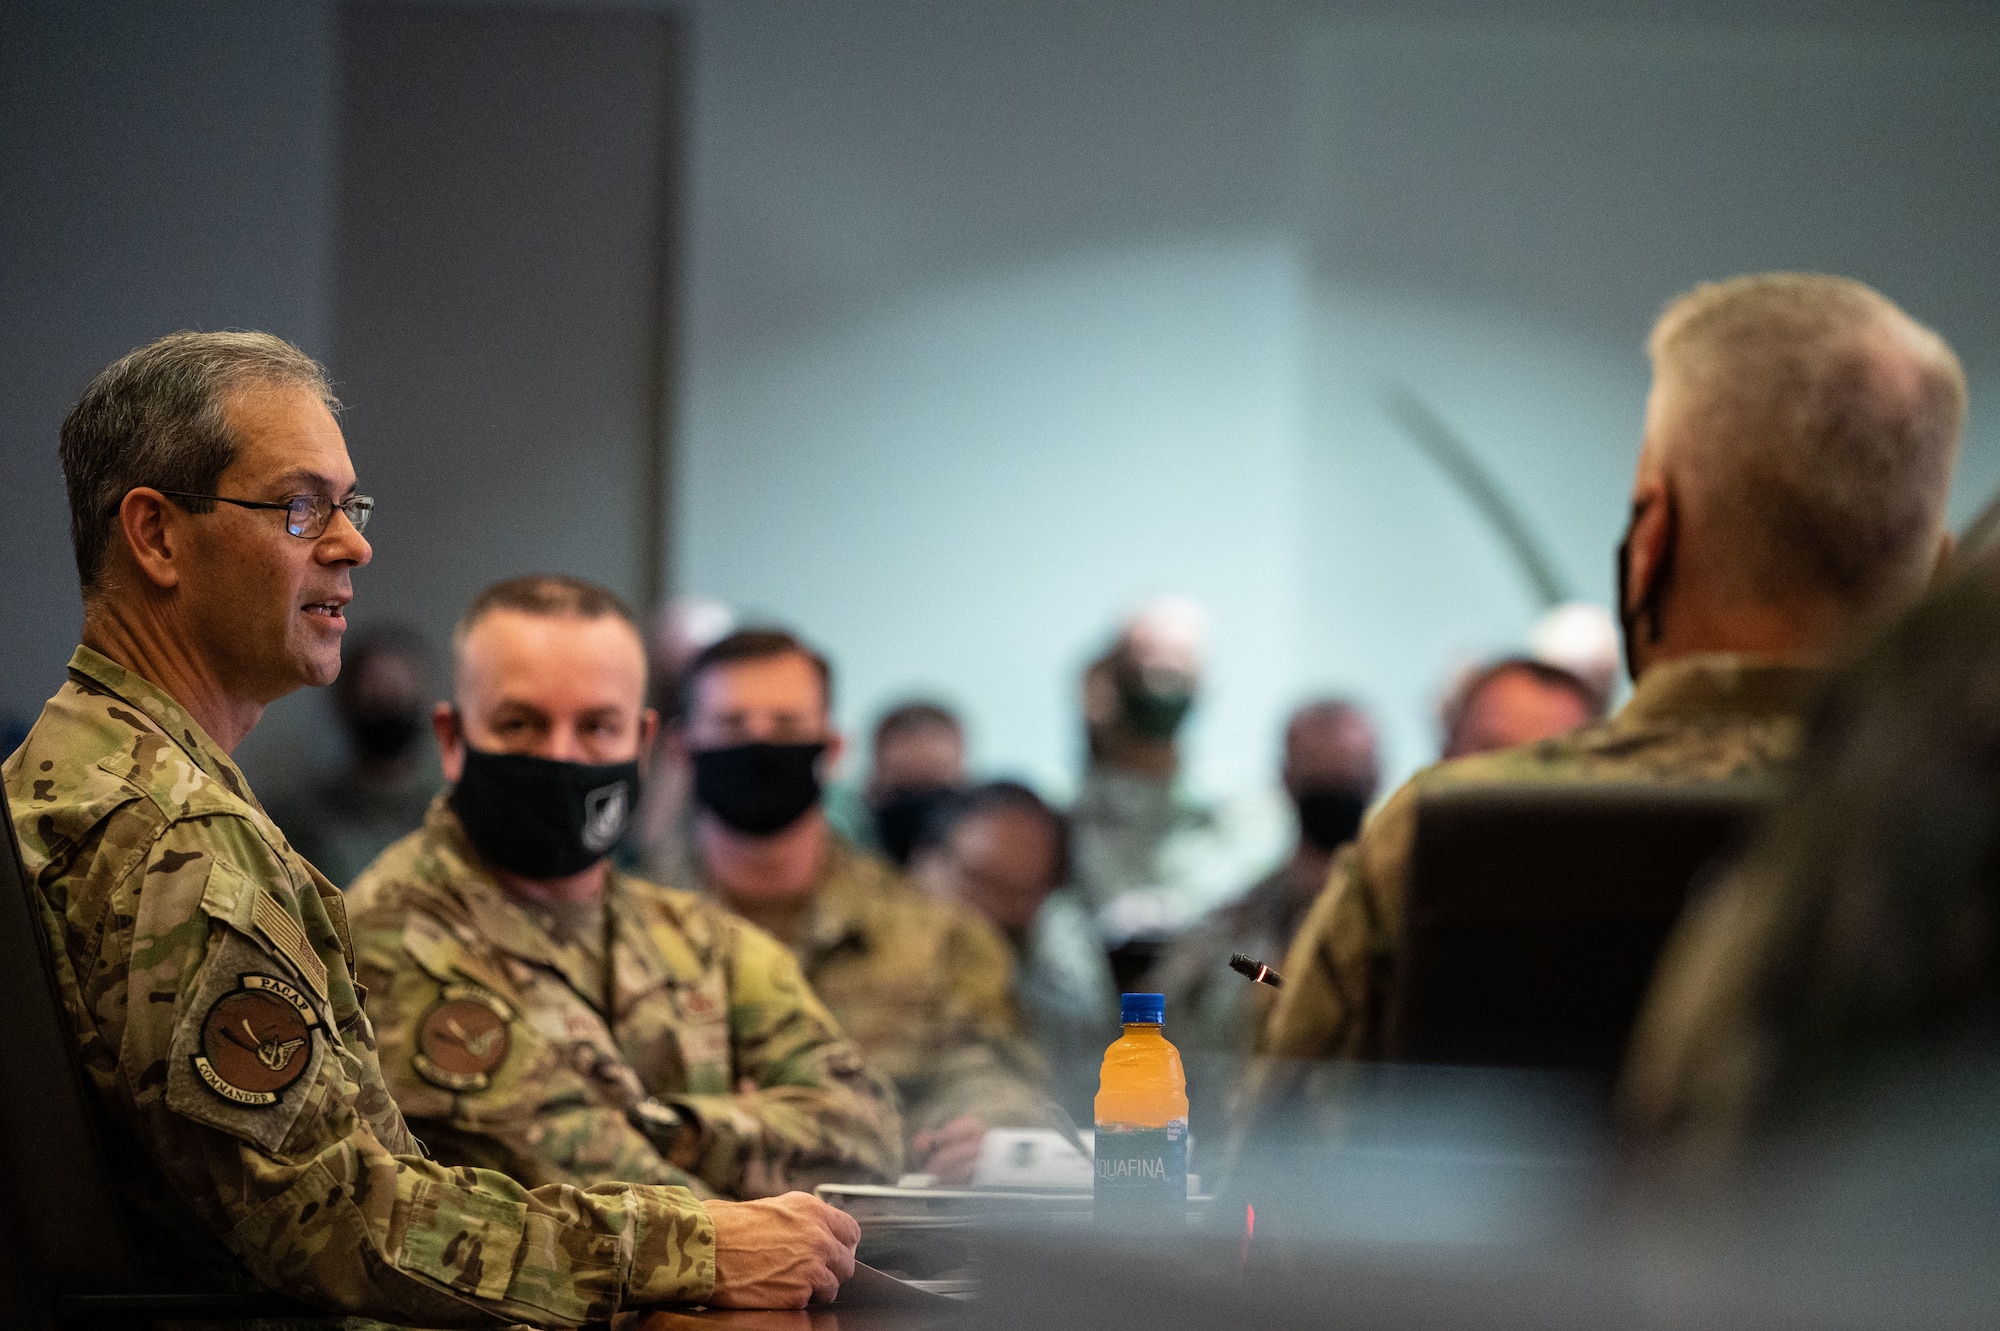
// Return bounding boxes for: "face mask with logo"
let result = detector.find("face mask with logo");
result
[449,745,639,879]
[1291,786,1369,853]
[692,741,829,837]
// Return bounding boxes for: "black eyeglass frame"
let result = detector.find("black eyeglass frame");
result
[153,490,375,539]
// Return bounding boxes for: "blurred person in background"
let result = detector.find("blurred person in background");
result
[628,595,735,875]
[1259,272,1966,1066]
[666,629,1055,1184]
[1151,699,1380,1052]
[1530,599,1622,711]
[1622,553,2000,1171]
[266,624,439,887]
[914,781,1117,1112]
[348,577,901,1203]
[1070,596,1287,989]
[1438,656,1601,760]
[825,700,969,868]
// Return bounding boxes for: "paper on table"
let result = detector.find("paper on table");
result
[834,1261,963,1308]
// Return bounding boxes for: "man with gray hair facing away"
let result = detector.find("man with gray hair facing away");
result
[1259,273,1967,1065]
[4,331,860,1322]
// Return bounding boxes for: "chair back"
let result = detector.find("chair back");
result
[1386,781,1767,1078]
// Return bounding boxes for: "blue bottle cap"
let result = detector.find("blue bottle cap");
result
[1120,992,1165,1025]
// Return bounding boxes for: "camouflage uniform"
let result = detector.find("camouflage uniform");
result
[686,835,1053,1135]
[346,798,902,1202]
[1258,655,1820,1062]
[4,648,718,1326]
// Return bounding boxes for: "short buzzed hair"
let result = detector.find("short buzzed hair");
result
[59,330,338,592]
[676,628,835,724]
[1649,273,1965,609]
[874,700,961,750]
[454,574,639,663]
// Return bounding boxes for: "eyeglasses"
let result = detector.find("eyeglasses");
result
[156,491,375,538]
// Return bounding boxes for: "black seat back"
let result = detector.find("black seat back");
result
[1,797,322,1326]
[1386,782,1767,1079]
[0,797,146,1325]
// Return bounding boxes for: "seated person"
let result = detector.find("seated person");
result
[662,629,1056,1184]
[1070,597,1288,969]
[1623,552,2000,1170]
[1260,272,1966,1063]
[4,331,854,1320]
[1438,656,1600,760]
[1151,699,1380,1052]
[914,782,1117,1090]
[264,624,440,888]
[347,577,901,1200]
[826,700,969,867]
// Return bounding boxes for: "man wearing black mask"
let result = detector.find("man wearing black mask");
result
[265,626,441,887]
[1150,700,1380,1052]
[346,577,902,1216]
[1259,272,1965,1066]
[665,629,1055,1186]
[1068,598,1289,988]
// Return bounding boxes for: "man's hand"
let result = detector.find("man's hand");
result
[704,1193,860,1309]
[908,1114,986,1186]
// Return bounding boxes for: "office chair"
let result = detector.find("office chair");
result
[1385,781,1768,1081]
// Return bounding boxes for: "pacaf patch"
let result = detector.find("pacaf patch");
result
[415,985,514,1091]
[192,974,321,1105]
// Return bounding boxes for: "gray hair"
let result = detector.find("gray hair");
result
[1649,273,1966,611]
[59,330,338,592]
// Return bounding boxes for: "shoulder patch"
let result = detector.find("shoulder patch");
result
[253,890,329,1001]
[414,985,514,1092]
[191,974,321,1106]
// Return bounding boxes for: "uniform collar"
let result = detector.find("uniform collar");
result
[799,835,875,960]
[416,794,678,1010]
[67,644,257,806]
[1614,652,1822,730]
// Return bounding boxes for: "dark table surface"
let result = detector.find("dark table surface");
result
[632,1307,959,1331]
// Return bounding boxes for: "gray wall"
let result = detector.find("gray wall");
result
[0,0,336,737]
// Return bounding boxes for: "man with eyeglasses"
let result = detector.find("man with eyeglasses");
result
[3,332,859,1322]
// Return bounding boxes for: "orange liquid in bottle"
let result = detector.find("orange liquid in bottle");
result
[1094,993,1189,1227]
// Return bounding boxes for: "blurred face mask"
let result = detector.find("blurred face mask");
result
[870,784,965,868]
[692,741,828,837]
[348,709,422,762]
[449,745,639,879]
[1116,667,1197,740]
[1291,787,1368,853]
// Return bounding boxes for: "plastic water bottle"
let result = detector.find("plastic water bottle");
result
[1093,992,1188,1228]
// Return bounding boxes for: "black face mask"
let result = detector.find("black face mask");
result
[1116,668,1197,740]
[870,784,966,868]
[449,745,639,880]
[348,709,422,762]
[1615,498,1671,685]
[1292,787,1368,853]
[692,742,828,837]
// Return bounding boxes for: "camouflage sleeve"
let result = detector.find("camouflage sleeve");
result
[122,820,717,1325]
[661,920,904,1197]
[1257,782,1418,1061]
[898,909,1055,1134]
[1618,855,1787,1169]
[349,917,713,1201]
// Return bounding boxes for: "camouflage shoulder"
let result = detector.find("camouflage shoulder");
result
[1410,723,1616,791]
[344,823,447,930]
[620,870,734,951]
